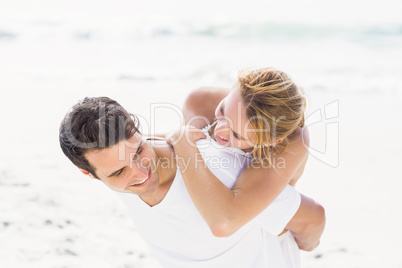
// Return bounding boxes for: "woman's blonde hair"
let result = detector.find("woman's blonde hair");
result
[238,67,306,165]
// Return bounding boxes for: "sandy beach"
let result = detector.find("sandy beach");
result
[1,0,402,267]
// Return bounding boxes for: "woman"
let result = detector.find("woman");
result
[167,67,324,253]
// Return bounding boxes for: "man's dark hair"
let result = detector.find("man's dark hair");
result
[59,97,140,178]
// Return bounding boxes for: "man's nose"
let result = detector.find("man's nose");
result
[131,161,149,178]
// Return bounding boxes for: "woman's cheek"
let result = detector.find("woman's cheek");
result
[214,121,230,137]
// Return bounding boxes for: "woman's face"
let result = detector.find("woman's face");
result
[214,88,256,151]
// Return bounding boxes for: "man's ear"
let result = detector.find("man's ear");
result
[79,169,96,179]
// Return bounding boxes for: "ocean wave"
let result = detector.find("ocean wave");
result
[0,30,17,40]
[73,31,92,40]
[362,25,402,36]
[4,19,402,43]
[148,22,402,40]
[194,23,337,38]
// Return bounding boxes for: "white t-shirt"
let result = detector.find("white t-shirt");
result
[117,134,301,268]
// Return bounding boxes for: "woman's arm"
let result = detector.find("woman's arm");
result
[182,87,230,129]
[167,126,309,237]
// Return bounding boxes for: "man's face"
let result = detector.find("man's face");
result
[84,133,160,197]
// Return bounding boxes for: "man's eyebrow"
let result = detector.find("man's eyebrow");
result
[221,105,246,141]
[107,167,125,178]
[107,139,143,178]
[135,140,143,155]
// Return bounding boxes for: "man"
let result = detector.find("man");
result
[59,97,325,267]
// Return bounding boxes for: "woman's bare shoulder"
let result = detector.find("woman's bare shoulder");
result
[288,126,310,153]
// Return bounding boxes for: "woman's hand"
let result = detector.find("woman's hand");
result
[166,125,206,150]
[165,126,207,182]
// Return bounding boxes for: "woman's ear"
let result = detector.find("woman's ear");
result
[79,169,96,179]
[263,138,283,147]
